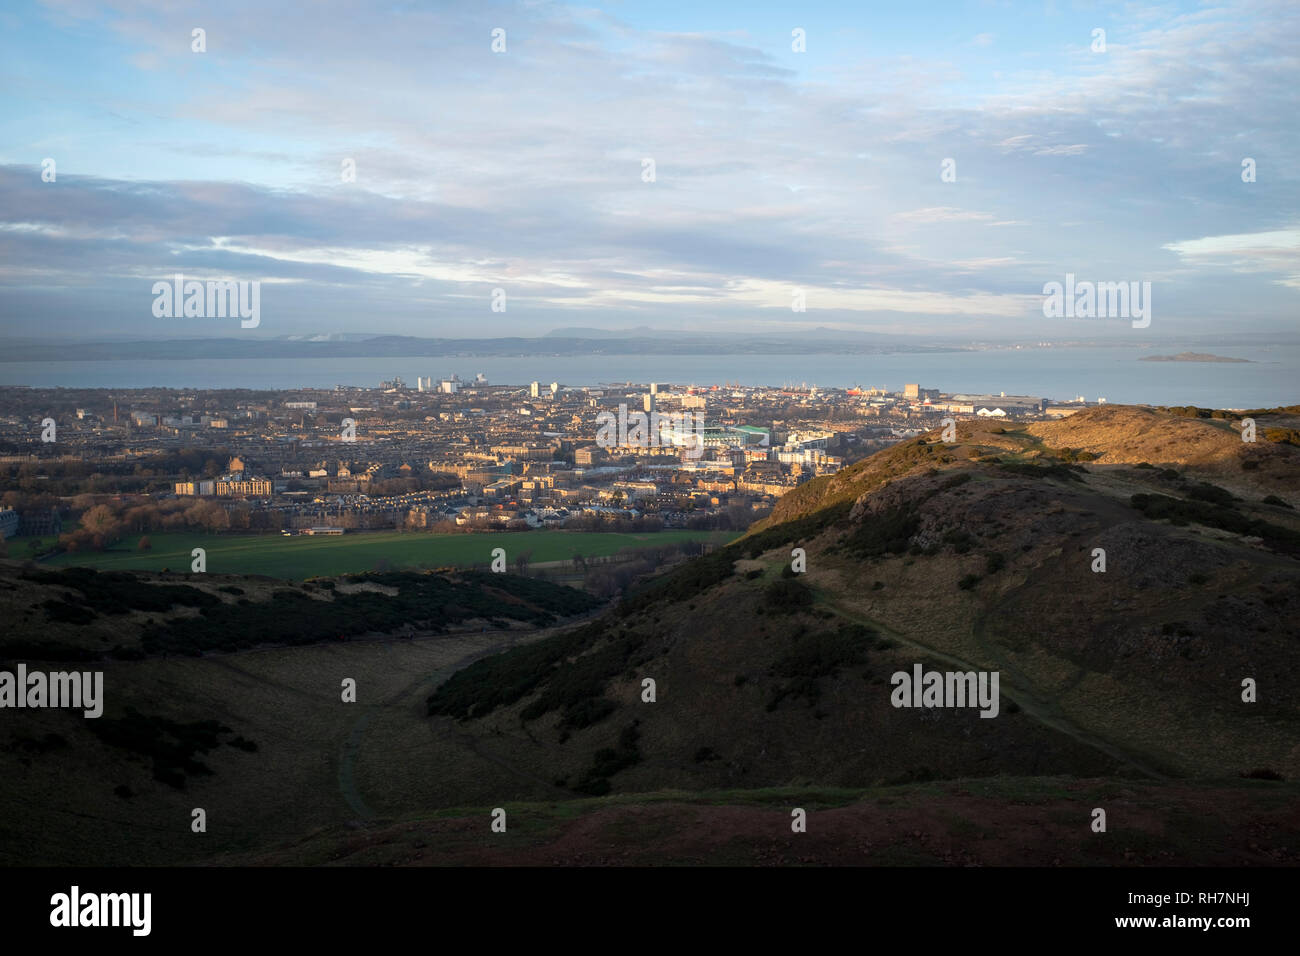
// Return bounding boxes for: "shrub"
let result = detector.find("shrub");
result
[1130,493,1300,556]
[574,721,641,794]
[42,599,96,625]
[763,577,814,614]
[87,709,250,789]
[842,505,921,557]
[998,461,1084,483]
[1262,428,1300,447]
[1240,768,1284,781]
[559,696,617,731]
[1187,482,1235,507]
[766,623,873,709]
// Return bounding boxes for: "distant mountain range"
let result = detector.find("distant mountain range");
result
[4,330,1296,363]
[1139,352,1252,363]
[0,331,972,362]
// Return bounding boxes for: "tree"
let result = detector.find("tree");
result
[80,504,118,533]
[138,535,152,551]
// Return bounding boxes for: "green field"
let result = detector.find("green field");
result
[41,528,738,579]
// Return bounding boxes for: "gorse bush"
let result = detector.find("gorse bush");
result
[573,720,642,795]
[88,708,255,789]
[1130,494,1300,557]
[766,623,874,710]
[139,569,598,656]
[23,567,219,615]
[763,577,814,614]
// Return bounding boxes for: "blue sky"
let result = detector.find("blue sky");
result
[0,0,1296,341]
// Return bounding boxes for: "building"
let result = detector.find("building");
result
[174,479,217,496]
[215,477,273,497]
[17,508,61,537]
[0,507,19,539]
[302,526,345,535]
[574,445,604,467]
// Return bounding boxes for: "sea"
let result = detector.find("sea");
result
[3,346,1297,408]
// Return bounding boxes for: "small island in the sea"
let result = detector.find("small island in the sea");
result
[1138,351,1252,363]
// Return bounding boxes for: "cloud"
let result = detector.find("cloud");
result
[891,207,996,225]
[1032,144,1088,156]
[1164,228,1300,287]
[2,0,1298,338]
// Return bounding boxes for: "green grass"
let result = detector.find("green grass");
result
[41,528,738,579]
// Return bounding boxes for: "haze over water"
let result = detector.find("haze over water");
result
[4,346,1296,408]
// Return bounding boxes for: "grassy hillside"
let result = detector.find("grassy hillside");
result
[424,406,1300,795]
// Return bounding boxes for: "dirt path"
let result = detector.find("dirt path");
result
[821,593,1168,781]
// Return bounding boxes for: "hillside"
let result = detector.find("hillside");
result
[4,405,1299,865]
[423,406,1300,797]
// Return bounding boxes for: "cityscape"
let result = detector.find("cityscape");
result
[0,378,1101,547]
[1,0,1297,935]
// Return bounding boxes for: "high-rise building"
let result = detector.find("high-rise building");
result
[530,381,541,398]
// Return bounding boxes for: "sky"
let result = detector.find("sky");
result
[0,0,1297,342]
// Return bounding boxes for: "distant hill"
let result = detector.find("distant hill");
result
[1140,352,1251,363]
[0,332,969,363]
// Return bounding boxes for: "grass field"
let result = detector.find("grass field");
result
[40,528,739,579]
